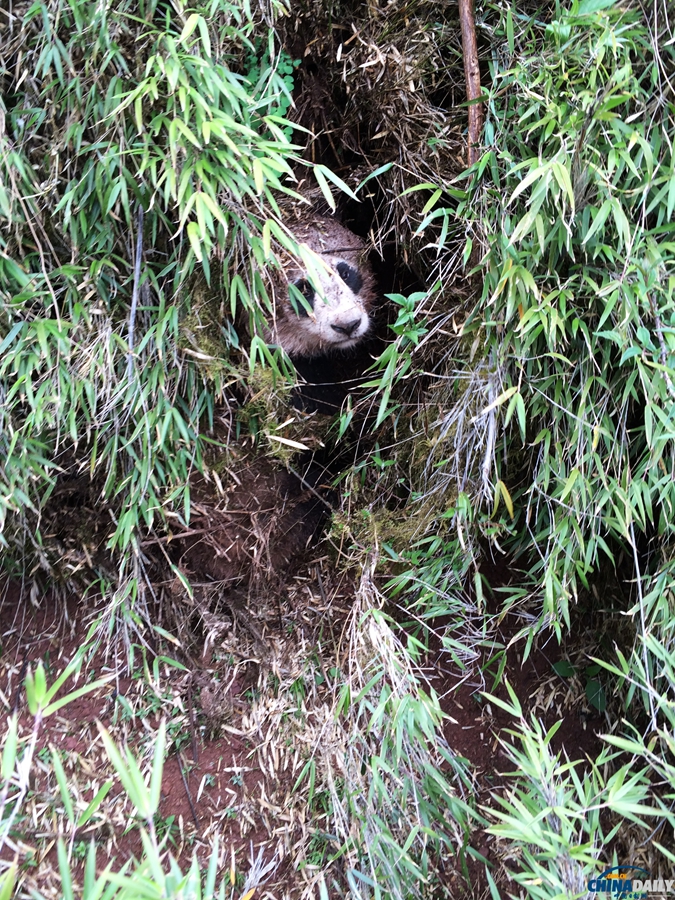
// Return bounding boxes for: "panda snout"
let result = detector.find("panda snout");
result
[331,317,363,338]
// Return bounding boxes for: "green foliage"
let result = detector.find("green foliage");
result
[385,494,488,665]
[380,3,675,894]
[0,863,17,900]
[455,0,675,637]
[443,3,675,895]
[484,684,656,900]
[598,559,675,825]
[364,291,429,428]
[0,0,300,556]
[0,648,112,860]
[0,648,266,899]
[334,607,479,900]
[242,37,300,139]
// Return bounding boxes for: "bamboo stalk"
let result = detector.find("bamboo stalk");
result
[458,0,484,166]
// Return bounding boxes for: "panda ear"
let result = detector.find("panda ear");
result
[336,262,364,294]
[289,279,315,317]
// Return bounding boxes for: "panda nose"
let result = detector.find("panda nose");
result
[332,317,362,337]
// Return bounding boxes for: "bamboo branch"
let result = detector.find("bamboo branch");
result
[126,204,144,379]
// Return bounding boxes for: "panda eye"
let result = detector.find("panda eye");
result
[289,279,315,317]
[336,262,363,294]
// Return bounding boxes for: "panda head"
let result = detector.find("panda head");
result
[275,217,375,359]
[288,255,370,350]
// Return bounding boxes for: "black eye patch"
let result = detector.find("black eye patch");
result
[336,262,363,294]
[289,279,315,317]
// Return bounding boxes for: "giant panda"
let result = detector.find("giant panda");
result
[270,216,376,358]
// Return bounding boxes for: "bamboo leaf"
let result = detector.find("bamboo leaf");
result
[313,165,336,211]
[312,164,359,201]
[77,781,114,828]
[51,746,75,823]
[178,13,200,44]
[0,863,17,900]
[508,162,550,205]
[266,434,310,450]
[473,387,518,420]
[1,715,18,779]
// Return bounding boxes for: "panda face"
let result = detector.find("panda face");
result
[270,216,376,359]
[286,256,369,352]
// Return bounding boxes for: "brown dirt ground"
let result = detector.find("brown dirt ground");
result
[0,565,606,899]
[0,579,317,898]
